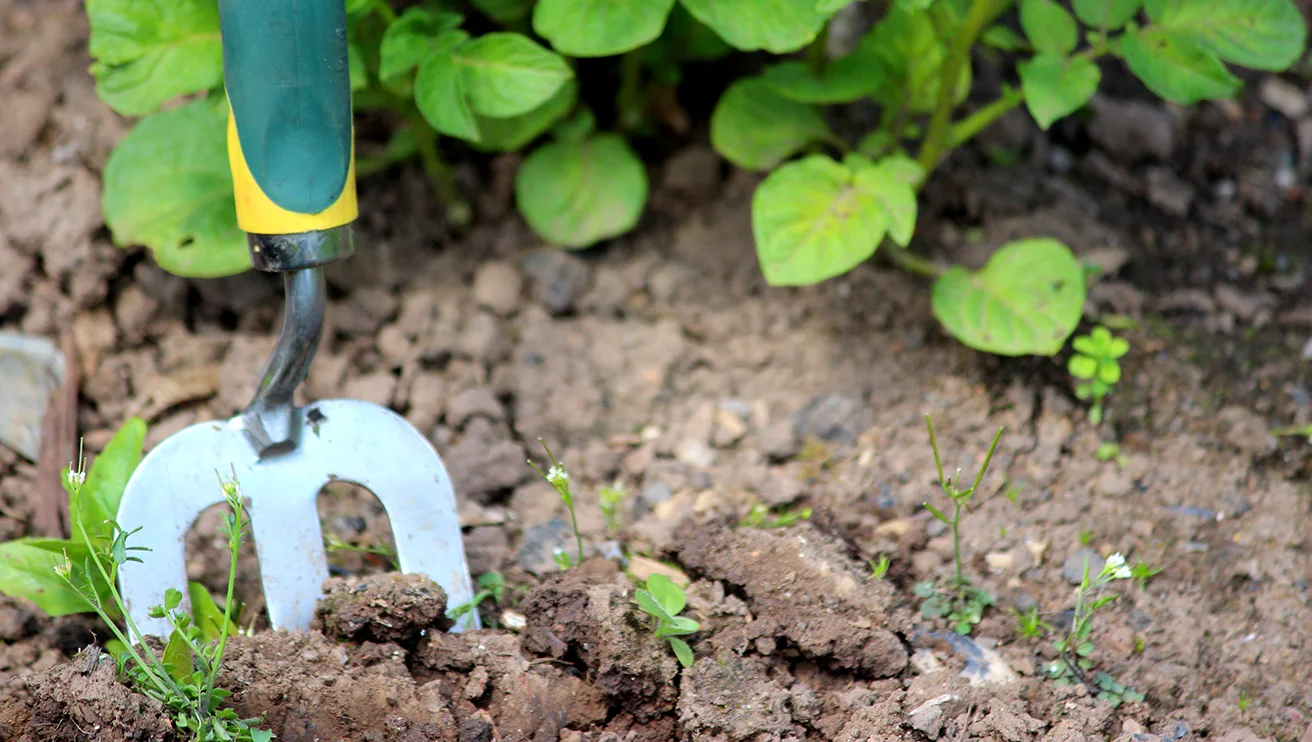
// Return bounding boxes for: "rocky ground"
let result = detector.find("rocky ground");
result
[2,1,1312,741]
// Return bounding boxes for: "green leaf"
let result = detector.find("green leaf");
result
[931,238,1085,356]
[1151,0,1306,70]
[678,0,828,52]
[862,6,970,113]
[454,33,574,117]
[86,0,224,117]
[516,133,649,249]
[1076,641,1096,656]
[0,540,94,616]
[923,502,951,524]
[535,0,677,57]
[646,573,687,616]
[1071,0,1142,29]
[1068,354,1098,379]
[475,81,578,152]
[473,0,535,22]
[1097,359,1122,384]
[251,730,275,742]
[188,581,237,642]
[1019,52,1101,129]
[710,77,831,171]
[102,99,249,278]
[71,417,147,543]
[664,615,701,635]
[981,25,1028,51]
[635,588,677,623]
[669,636,694,666]
[750,154,918,286]
[348,43,368,91]
[164,629,194,684]
[415,47,482,141]
[1119,28,1241,103]
[761,56,883,103]
[378,8,465,82]
[1020,0,1079,54]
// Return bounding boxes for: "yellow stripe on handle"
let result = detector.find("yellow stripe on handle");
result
[226,106,359,235]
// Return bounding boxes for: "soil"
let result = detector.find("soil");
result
[2,0,1312,741]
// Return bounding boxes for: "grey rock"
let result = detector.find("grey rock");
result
[758,420,800,460]
[634,481,674,521]
[521,249,590,315]
[0,333,65,461]
[792,392,873,444]
[1146,167,1195,217]
[515,518,575,576]
[1064,549,1105,585]
[1089,97,1176,163]
[1259,76,1308,119]
[446,388,505,427]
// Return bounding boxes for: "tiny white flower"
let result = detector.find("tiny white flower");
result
[1105,553,1125,571]
[1114,565,1133,580]
[547,465,569,487]
[66,468,86,488]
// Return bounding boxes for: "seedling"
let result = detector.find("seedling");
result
[528,440,584,570]
[1129,560,1163,590]
[1046,552,1145,707]
[869,554,891,580]
[1238,689,1252,713]
[1095,442,1127,466]
[599,485,628,533]
[1011,605,1053,639]
[1069,326,1129,425]
[447,572,507,627]
[55,463,270,741]
[914,415,1004,635]
[739,502,812,529]
[323,533,400,571]
[633,573,700,668]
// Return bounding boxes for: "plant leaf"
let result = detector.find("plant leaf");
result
[473,0,535,23]
[635,588,677,623]
[678,0,828,53]
[1119,28,1241,104]
[1152,0,1306,70]
[751,154,917,286]
[1097,359,1122,384]
[475,79,579,152]
[70,418,146,545]
[189,581,237,643]
[378,8,465,82]
[710,77,831,171]
[453,33,573,118]
[664,615,701,634]
[1020,0,1079,54]
[645,573,686,616]
[86,0,224,117]
[862,6,969,114]
[0,540,95,616]
[931,238,1085,356]
[102,99,249,278]
[415,48,482,142]
[760,56,883,104]
[981,25,1028,50]
[1068,354,1098,379]
[164,628,194,685]
[669,636,694,666]
[516,132,648,249]
[1019,52,1101,129]
[1071,0,1142,29]
[534,0,678,57]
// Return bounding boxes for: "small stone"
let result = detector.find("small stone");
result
[985,552,1014,572]
[405,373,446,434]
[791,392,873,445]
[458,312,509,363]
[758,420,800,460]
[1089,97,1176,163]
[712,406,748,447]
[113,285,159,345]
[627,555,690,587]
[446,388,504,427]
[1096,470,1133,498]
[464,665,490,700]
[342,372,398,408]
[1026,540,1048,566]
[907,694,953,738]
[515,518,575,576]
[758,475,804,506]
[471,261,523,316]
[521,249,590,315]
[874,518,914,538]
[1064,549,1105,585]
[1146,167,1195,217]
[1260,77,1308,119]
[633,481,673,521]
[1217,405,1276,456]
[676,438,716,469]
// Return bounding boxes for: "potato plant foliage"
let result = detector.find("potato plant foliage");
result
[86,0,1305,356]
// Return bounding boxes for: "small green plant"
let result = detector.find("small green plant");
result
[55,464,270,741]
[1128,560,1163,590]
[1011,605,1052,639]
[739,502,813,529]
[869,554,891,579]
[914,415,1003,635]
[323,533,400,570]
[447,571,507,627]
[633,573,700,668]
[528,439,584,569]
[1069,326,1129,425]
[1046,552,1144,707]
[1079,528,1094,545]
[1095,441,1127,466]
[599,485,628,533]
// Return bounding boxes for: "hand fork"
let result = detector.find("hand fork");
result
[114,0,478,640]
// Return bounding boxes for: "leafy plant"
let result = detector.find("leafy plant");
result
[1012,605,1053,639]
[1069,325,1129,424]
[56,462,270,741]
[915,415,1004,635]
[738,502,813,529]
[446,571,508,626]
[633,573,699,668]
[1045,552,1145,707]
[869,553,891,579]
[528,439,583,569]
[323,533,400,571]
[599,485,628,533]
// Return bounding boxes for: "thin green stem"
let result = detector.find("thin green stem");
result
[951,500,965,602]
[947,87,1024,150]
[888,247,947,278]
[617,49,646,132]
[805,21,831,74]
[203,493,243,715]
[917,0,1013,174]
[407,112,472,228]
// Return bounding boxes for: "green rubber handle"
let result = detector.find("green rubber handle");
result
[217,0,353,216]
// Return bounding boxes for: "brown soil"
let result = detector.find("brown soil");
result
[2,0,1312,741]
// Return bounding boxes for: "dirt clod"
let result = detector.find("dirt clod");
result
[314,572,454,644]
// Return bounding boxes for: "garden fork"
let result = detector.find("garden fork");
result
[114,0,478,640]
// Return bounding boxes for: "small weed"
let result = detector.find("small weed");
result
[599,485,628,533]
[528,439,583,569]
[447,572,507,628]
[739,502,812,529]
[1069,326,1129,425]
[1079,529,1094,545]
[1003,482,1022,503]
[1012,605,1053,639]
[1046,552,1145,707]
[1238,689,1252,713]
[323,533,399,570]
[1129,561,1164,590]
[868,554,891,579]
[633,574,699,668]
[1095,442,1126,466]
[915,415,1004,635]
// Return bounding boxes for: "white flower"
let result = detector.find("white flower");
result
[66,468,86,488]
[1115,565,1133,579]
[1105,553,1125,570]
[547,465,569,487]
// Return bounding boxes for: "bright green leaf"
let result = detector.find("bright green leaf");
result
[474,0,535,22]
[669,637,694,666]
[378,8,466,82]
[1097,360,1122,384]
[348,43,368,91]
[862,6,969,113]
[1153,0,1306,70]
[1108,336,1130,357]
[1019,52,1101,129]
[0,540,94,616]
[189,581,237,642]
[164,629,193,684]
[1020,0,1079,54]
[86,0,224,117]
[453,33,573,118]
[251,730,275,742]
[415,50,482,142]
[931,238,1086,356]
[635,588,677,623]
[761,56,883,103]
[665,615,701,634]
[475,80,579,152]
[1071,0,1142,29]
[102,99,248,278]
[1119,28,1241,103]
[678,0,828,53]
[164,587,183,611]
[70,417,146,543]
[981,25,1028,51]
[710,77,831,171]
[751,154,918,286]
[646,573,686,616]
[1068,354,1098,379]
[535,0,678,57]
[516,133,648,249]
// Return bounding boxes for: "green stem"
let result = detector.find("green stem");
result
[407,112,472,228]
[806,21,831,74]
[951,500,965,606]
[917,0,1012,174]
[617,49,645,132]
[203,496,243,716]
[947,87,1024,150]
[372,0,397,24]
[886,247,947,278]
